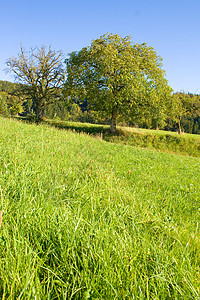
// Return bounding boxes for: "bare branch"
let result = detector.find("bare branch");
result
[6,45,66,119]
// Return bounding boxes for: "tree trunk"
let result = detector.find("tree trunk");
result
[35,103,43,120]
[110,110,117,134]
[177,118,182,134]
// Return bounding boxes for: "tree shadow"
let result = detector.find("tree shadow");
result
[13,116,122,138]
[47,120,110,134]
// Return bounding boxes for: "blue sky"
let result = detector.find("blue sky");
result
[1,0,200,93]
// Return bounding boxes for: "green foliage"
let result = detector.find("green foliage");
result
[0,81,29,117]
[0,92,9,116]
[65,33,172,133]
[1,38,200,135]
[0,117,199,298]
[0,80,21,94]
[169,92,200,134]
[7,95,25,116]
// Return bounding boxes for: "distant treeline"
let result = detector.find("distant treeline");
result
[0,80,200,134]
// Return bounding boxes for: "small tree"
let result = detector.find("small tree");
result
[7,94,25,116]
[65,33,172,133]
[6,45,66,119]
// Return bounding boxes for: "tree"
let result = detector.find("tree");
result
[65,33,172,133]
[170,93,186,133]
[6,45,66,119]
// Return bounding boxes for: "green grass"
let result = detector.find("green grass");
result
[45,119,200,158]
[0,117,200,299]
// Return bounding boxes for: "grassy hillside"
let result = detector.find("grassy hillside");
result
[0,117,200,299]
[46,119,200,158]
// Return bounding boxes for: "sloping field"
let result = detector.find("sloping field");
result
[0,117,200,299]
[46,119,200,158]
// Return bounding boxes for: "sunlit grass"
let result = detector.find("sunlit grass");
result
[122,125,200,138]
[0,117,200,299]
[45,119,200,157]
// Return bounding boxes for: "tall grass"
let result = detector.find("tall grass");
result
[0,117,200,299]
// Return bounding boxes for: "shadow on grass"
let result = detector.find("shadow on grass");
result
[15,116,114,136]
[45,119,113,135]
[13,117,200,157]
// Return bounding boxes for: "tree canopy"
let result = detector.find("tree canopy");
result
[6,46,66,119]
[65,33,172,133]
[170,92,200,133]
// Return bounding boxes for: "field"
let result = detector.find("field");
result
[46,119,200,158]
[0,117,200,299]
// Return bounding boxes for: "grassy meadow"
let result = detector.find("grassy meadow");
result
[0,117,200,299]
[46,119,200,158]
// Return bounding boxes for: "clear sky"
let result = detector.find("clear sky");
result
[0,0,200,93]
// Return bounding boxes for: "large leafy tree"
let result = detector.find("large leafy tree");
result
[6,46,66,119]
[65,33,172,133]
